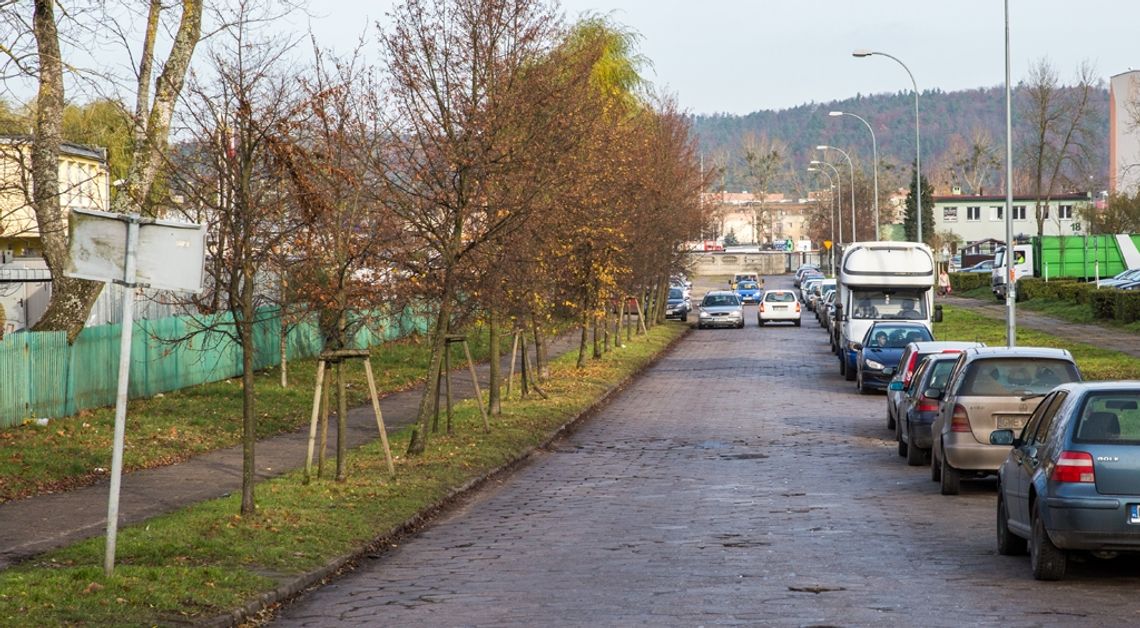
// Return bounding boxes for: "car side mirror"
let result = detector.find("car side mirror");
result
[923,388,942,400]
[852,342,863,351]
[989,429,1015,446]
[933,304,943,323]
[888,381,904,391]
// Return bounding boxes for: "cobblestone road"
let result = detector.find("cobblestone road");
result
[271,279,1140,627]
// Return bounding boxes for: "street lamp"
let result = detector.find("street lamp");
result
[817,145,856,242]
[853,48,922,244]
[829,111,879,240]
[810,160,843,245]
[808,166,838,275]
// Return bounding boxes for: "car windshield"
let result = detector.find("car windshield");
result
[702,294,740,307]
[960,358,1080,396]
[765,291,796,302]
[1074,392,1140,443]
[850,289,929,320]
[669,288,683,299]
[738,282,758,290]
[864,326,931,349]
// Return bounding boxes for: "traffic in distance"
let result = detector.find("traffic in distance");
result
[676,241,1140,581]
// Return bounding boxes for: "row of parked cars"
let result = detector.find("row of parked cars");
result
[799,266,1140,581]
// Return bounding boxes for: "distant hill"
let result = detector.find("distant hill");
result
[691,85,1109,194]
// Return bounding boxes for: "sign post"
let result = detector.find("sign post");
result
[65,208,205,576]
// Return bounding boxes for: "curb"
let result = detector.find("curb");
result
[200,323,691,627]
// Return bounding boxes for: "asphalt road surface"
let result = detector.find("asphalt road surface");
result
[270,275,1140,627]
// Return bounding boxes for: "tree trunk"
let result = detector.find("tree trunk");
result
[487,312,501,415]
[614,298,624,348]
[407,289,453,455]
[576,307,589,369]
[238,273,257,515]
[531,314,548,381]
[335,361,347,482]
[592,313,602,358]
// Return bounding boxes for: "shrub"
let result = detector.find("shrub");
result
[949,272,988,292]
[1114,290,1140,323]
[1091,289,1117,320]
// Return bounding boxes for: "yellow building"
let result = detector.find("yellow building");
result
[0,137,110,259]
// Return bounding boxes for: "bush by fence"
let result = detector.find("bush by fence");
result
[0,307,429,428]
[948,272,990,292]
[1011,276,1140,325]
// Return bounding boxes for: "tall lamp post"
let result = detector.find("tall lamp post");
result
[1002,0,1015,347]
[810,159,843,246]
[829,111,879,240]
[808,167,838,275]
[853,48,922,244]
[817,145,856,242]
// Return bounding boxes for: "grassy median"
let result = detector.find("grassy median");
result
[0,322,686,627]
[934,305,1140,380]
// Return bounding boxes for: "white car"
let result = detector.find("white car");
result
[757,290,801,326]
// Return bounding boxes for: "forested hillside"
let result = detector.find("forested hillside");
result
[693,84,1109,195]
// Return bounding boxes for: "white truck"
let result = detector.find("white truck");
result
[836,242,939,381]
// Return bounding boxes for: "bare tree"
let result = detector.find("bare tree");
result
[1020,58,1101,237]
[739,132,786,244]
[30,0,203,341]
[946,127,1001,194]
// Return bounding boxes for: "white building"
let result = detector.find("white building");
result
[931,193,1091,243]
[1110,70,1140,195]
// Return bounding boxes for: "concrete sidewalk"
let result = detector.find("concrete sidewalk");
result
[940,293,1140,358]
[0,330,588,568]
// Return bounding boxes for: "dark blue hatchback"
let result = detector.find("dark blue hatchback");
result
[992,382,1140,580]
[855,322,932,394]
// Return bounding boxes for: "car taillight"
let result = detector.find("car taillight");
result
[902,353,919,386]
[916,397,939,413]
[759,303,766,312]
[950,404,971,432]
[1051,451,1095,484]
[794,302,801,313]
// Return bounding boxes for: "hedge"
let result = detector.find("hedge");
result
[949,272,990,292]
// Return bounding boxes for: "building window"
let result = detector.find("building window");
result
[991,205,1003,221]
[1013,205,1026,220]
[966,206,981,221]
[943,206,958,223]
[1059,204,1073,220]
[1041,205,1049,220]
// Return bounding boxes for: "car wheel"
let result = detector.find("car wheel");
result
[905,425,926,466]
[997,492,1028,556]
[844,358,856,381]
[838,355,846,376]
[794,319,801,327]
[680,312,688,322]
[1030,511,1066,580]
[897,434,907,458]
[939,448,961,495]
[887,404,896,431]
[757,318,764,326]
[697,322,704,330]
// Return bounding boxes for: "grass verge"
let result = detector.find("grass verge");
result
[934,305,1140,380]
[0,323,687,626]
[0,326,510,503]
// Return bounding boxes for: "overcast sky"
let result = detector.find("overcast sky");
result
[293,0,1140,115]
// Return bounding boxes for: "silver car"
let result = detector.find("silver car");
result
[697,291,745,329]
[930,347,1082,495]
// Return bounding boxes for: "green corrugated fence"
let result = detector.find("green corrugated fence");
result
[0,306,431,428]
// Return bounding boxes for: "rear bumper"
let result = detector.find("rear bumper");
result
[941,433,1009,472]
[905,411,937,449]
[1042,498,1140,551]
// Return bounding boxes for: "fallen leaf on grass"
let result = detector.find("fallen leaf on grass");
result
[82,582,104,595]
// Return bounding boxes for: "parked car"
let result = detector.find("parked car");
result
[887,341,986,433]
[930,347,1083,495]
[818,289,836,328]
[757,289,801,326]
[991,382,1140,580]
[853,322,934,394]
[664,287,690,322]
[800,278,824,308]
[808,279,836,313]
[697,291,745,329]
[734,280,763,304]
[949,254,962,272]
[670,277,692,301]
[1098,268,1140,288]
[962,259,995,273]
[793,264,820,288]
[893,353,962,466]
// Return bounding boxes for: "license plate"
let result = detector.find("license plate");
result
[996,415,1026,430]
[1130,504,1140,525]
[773,306,786,310]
